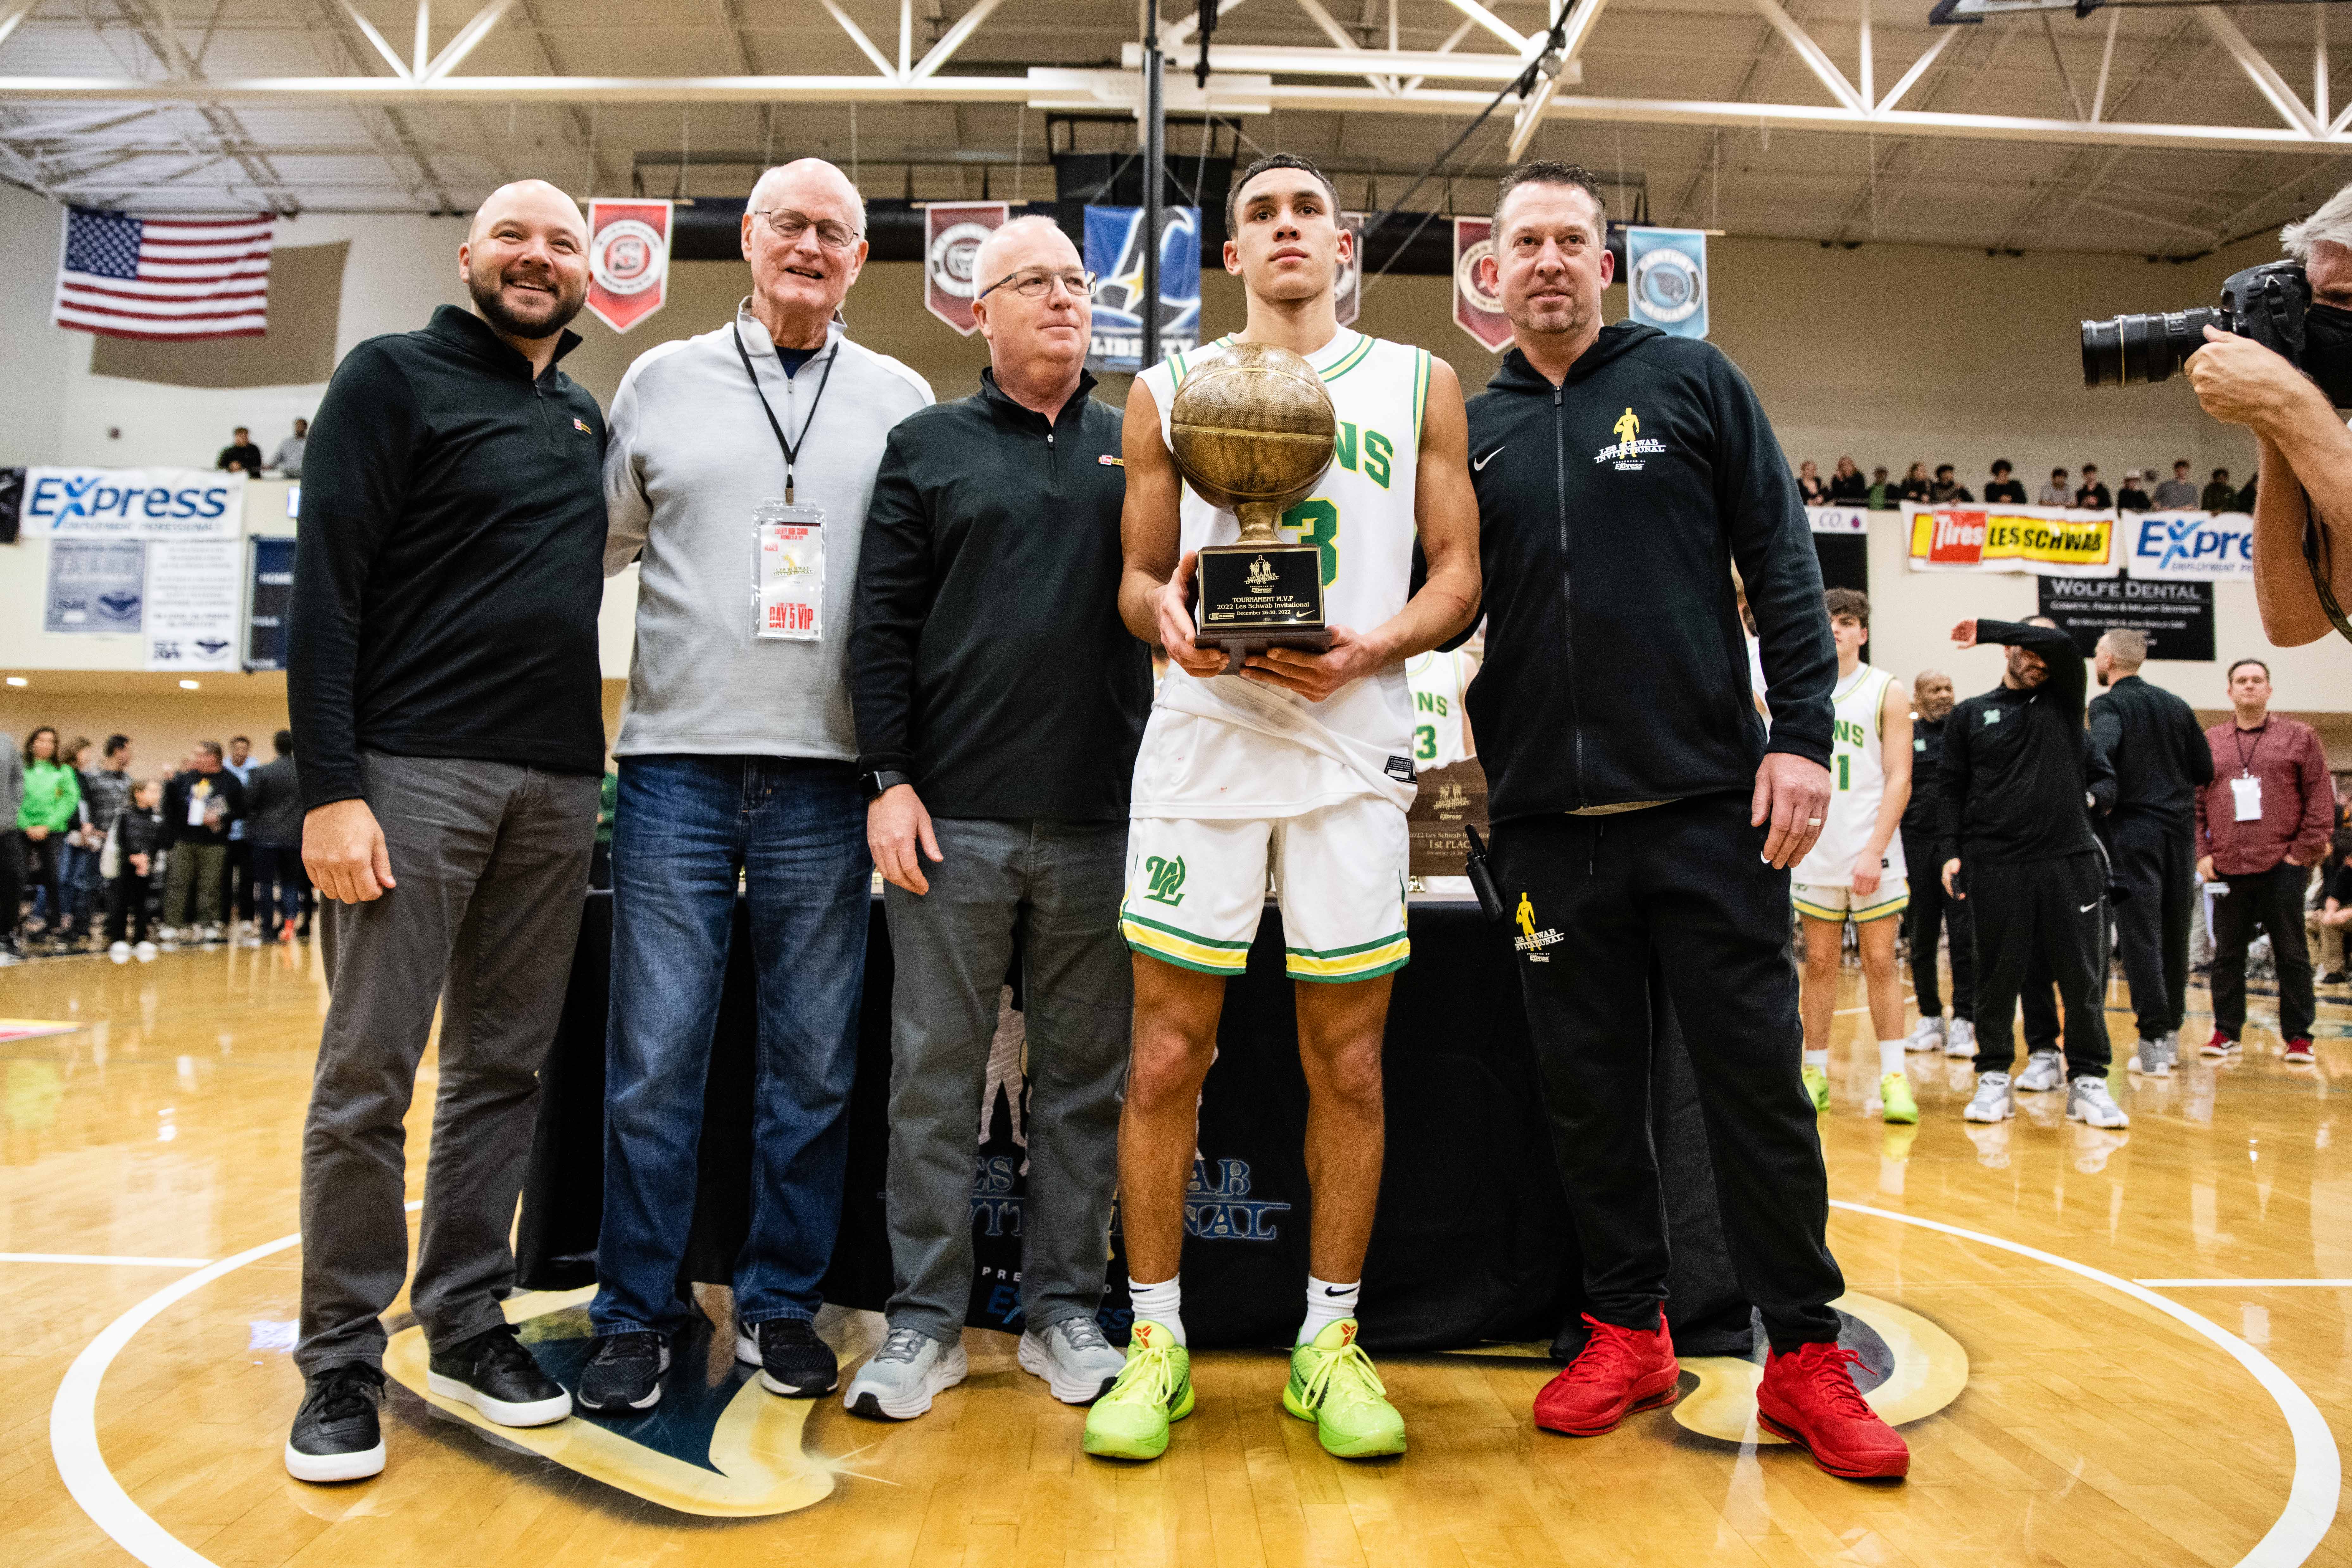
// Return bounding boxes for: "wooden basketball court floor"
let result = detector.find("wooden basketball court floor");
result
[0,938,2344,1568]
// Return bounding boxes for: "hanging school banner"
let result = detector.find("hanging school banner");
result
[143,538,242,672]
[1452,217,1511,353]
[244,535,297,670]
[2120,509,2255,582]
[1904,503,2118,577]
[20,466,241,538]
[1085,204,1200,372]
[923,202,1007,336]
[1625,227,1709,339]
[584,199,671,334]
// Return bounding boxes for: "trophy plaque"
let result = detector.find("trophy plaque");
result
[1168,342,1338,673]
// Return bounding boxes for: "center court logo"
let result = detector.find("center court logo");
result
[1514,892,1564,962]
[1145,854,1186,906]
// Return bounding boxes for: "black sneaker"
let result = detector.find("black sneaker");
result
[284,1363,387,1483]
[734,1317,838,1397]
[426,1322,572,1427]
[577,1331,670,1414]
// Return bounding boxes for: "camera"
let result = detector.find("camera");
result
[2080,260,2311,390]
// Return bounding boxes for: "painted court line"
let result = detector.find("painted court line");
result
[2136,1279,2352,1289]
[1833,1200,2340,1568]
[0,1253,212,1268]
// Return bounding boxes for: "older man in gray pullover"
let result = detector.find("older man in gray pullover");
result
[581,157,931,1416]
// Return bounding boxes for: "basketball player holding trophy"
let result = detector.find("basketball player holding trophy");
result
[1085,153,1480,1463]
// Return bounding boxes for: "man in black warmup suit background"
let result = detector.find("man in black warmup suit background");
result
[1937,617,2130,1131]
[2089,628,2212,1079]
[1899,671,1974,1061]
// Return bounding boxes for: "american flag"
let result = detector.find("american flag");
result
[51,208,275,342]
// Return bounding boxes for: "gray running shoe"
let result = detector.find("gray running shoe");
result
[2066,1076,2131,1129]
[1019,1316,1125,1404]
[1904,1015,1946,1054]
[1943,1018,1978,1058]
[1964,1072,2015,1123]
[2129,1037,2171,1078]
[843,1326,968,1421]
[2014,1051,2066,1093]
[2156,1031,2180,1070]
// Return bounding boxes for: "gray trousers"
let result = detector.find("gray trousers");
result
[882,818,1132,1344]
[296,752,598,1375]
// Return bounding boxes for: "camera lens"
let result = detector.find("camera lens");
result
[2081,307,2234,389]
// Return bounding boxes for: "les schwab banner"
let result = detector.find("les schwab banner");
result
[1904,503,2118,578]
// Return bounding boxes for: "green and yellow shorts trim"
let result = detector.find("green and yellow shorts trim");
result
[1791,877,1910,924]
[1122,799,1413,984]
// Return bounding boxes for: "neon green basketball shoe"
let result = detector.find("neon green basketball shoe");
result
[1283,1320,1406,1458]
[1081,1321,1193,1461]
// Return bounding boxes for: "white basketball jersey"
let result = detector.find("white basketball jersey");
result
[1407,649,1477,770]
[1792,663,1907,886]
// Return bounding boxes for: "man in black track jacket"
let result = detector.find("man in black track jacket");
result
[2089,628,2212,1074]
[1937,618,2128,1131]
[1465,160,1908,1484]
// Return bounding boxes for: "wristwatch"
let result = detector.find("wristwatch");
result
[859,768,913,801]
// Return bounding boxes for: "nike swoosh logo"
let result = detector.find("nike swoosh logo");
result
[2080,901,2099,912]
[1473,445,1505,471]
[1323,1286,1352,1296]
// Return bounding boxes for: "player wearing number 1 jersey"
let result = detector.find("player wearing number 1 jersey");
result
[1786,589,1913,1121]
[1087,153,1480,1465]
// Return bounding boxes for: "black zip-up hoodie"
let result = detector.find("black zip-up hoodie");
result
[1465,324,1835,822]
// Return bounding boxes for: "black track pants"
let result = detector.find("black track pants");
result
[2210,860,2314,1041]
[1902,828,1973,1022]
[1966,852,2111,1075]
[2108,812,2196,1040]
[1492,793,1845,1354]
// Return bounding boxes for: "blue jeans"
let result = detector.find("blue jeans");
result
[591,755,871,1335]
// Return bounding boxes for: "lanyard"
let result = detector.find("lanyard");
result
[2233,720,2268,777]
[731,319,838,505]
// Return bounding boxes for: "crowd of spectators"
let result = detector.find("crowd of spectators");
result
[1797,455,2257,514]
[0,726,311,964]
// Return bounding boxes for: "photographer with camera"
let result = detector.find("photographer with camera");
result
[2084,187,2352,645]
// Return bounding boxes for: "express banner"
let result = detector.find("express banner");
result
[585,198,671,334]
[21,466,242,538]
[1452,217,1511,353]
[924,202,1007,336]
[2120,509,2255,582]
[1904,503,2118,578]
[1084,204,1200,373]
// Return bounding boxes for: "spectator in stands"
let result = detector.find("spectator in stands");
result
[273,418,310,478]
[217,426,264,474]
[243,731,305,944]
[160,740,243,943]
[18,727,82,952]
[2075,464,2113,509]
[224,734,256,932]
[2202,467,2237,511]
[1984,461,2026,504]
[107,778,163,960]
[0,731,19,965]
[2039,467,2072,505]
[1828,456,1867,502]
[2117,469,2152,512]
[1866,466,1895,508]
[2237,472,2260,512]
[2154,460,2198,509]
[1929,464,1973,503]
[75,736,131,950]
[1797,460,1828,506]
[2196,658,2333,1067]
[2309,830,2352,985]
[1896,461,1933,503]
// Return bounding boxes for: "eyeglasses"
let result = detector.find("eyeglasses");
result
[750,208,862,252]
[976,268,1097,302]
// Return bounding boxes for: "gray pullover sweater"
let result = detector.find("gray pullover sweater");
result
[604,304,932,760]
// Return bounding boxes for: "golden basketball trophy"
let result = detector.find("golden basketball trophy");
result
[1168,342,1338,673]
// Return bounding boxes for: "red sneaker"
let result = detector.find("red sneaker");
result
[1533,1312,1678,1436]
[1755,1341,1910,1479]
[2202,1030,2242,1060]
[2284,1037,2315,1064]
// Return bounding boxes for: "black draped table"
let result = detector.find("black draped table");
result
[517,894,1756,1357]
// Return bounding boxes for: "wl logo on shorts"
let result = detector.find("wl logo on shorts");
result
[1144,854,1187,906]
[1514,892,1564,962]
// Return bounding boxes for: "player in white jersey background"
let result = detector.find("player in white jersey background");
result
[1407,641,1480,770]
[1787,589,1915,1122]
[1088,153,1479,1466]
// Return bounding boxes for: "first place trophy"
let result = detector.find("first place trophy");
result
[1168,342,1339,674]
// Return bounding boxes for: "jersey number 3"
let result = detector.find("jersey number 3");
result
[1279,498,1341,586]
